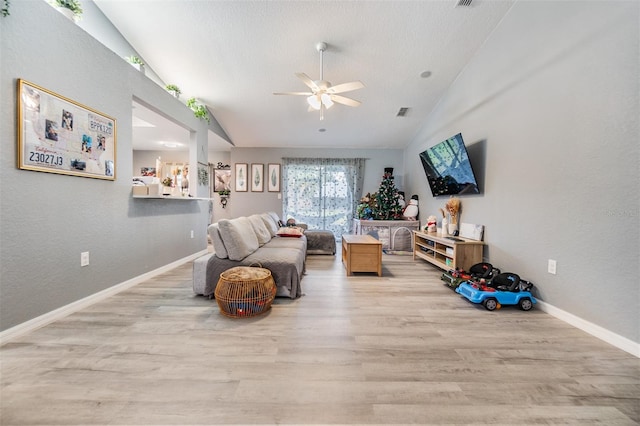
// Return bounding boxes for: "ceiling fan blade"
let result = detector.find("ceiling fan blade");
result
[326,80,365,94]
[331,94,361,107]
[295,73,319,91]
[273,91,313,96]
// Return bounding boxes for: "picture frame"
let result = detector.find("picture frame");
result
[214,168,232,192]
[267,163,281,192]
[235,163,248,192]
[140,167,156,177]
[251,163,264,192]
[17,79,116,180]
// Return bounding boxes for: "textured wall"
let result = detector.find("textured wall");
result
[0,1,210,331]
[404,1,639,343]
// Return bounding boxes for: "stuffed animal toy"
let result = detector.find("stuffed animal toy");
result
[402,195,419,220]
[425,215,437,233]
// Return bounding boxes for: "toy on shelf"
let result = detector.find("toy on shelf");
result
[455,272,537,311]
[425,215,437,233]
[441,262,500,290]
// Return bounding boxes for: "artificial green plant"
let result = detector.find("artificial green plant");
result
[51,0,83,19]
[186,98,210,124]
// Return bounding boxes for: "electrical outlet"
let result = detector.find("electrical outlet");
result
[548,259,557,274]
[190,230,194,239]
[81,251,90,267]
[277,193,282,199]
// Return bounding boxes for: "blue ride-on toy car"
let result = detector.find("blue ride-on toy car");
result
[455,272,536,311]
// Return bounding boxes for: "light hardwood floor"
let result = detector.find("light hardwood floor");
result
[1,250,639,425]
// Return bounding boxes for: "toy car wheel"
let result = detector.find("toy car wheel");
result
[483,298,498,311]
[519,297,533,311]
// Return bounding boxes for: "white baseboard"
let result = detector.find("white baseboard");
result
[536,300,639,358]
[0,250,208,346]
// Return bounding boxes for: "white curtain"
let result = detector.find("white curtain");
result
[282,157,365,238]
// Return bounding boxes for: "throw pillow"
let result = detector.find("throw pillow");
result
[260,213,279,237]
[208,223,228,259]
[248,214,271,246]
[218,217,260,260]
[276,226,304,238]
[267,211,284,227]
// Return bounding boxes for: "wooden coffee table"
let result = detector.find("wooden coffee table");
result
[341,234,382,276]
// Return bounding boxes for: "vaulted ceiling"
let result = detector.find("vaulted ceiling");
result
[95,0,514,151]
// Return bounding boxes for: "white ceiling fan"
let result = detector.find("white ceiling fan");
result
[274,42,364,120]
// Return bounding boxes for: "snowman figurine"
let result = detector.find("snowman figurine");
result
[402,195,419,220]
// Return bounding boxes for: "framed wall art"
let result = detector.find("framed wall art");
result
[214,168,231,192]
[235,163,248,192]
[17,79,116,180]
[267,163,281,192]
[140,167,156,177]
[251,163,264,192]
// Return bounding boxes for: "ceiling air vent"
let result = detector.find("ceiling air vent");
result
[456,0,473,7]
[396,107,410,117]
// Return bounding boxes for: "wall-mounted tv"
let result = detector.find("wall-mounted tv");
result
[419,133,480,196]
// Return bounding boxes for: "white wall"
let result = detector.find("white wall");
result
[404,1,639,344]
[0,1,210,331]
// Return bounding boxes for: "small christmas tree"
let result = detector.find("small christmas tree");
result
[373,172,403,220]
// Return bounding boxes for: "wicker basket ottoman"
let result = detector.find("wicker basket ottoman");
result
[214,266,276,318]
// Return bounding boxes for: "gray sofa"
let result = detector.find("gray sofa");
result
[194,212,308,299]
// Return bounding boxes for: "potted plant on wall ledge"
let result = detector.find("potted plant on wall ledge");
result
[50,0,83,21]
[186,98,211,124]
[125,56,145,74]
[165,84,181,99]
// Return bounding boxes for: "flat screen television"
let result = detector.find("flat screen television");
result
[419,133,480,196]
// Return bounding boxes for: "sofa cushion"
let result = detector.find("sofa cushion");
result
[261,213,279,237]
[217,217,260,261]
[248,214,272,246]
[208,223,228,259]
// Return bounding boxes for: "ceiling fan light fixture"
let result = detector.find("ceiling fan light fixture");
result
[307,95,321,110]
[321,93,334,109]
[275,42,363,120]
